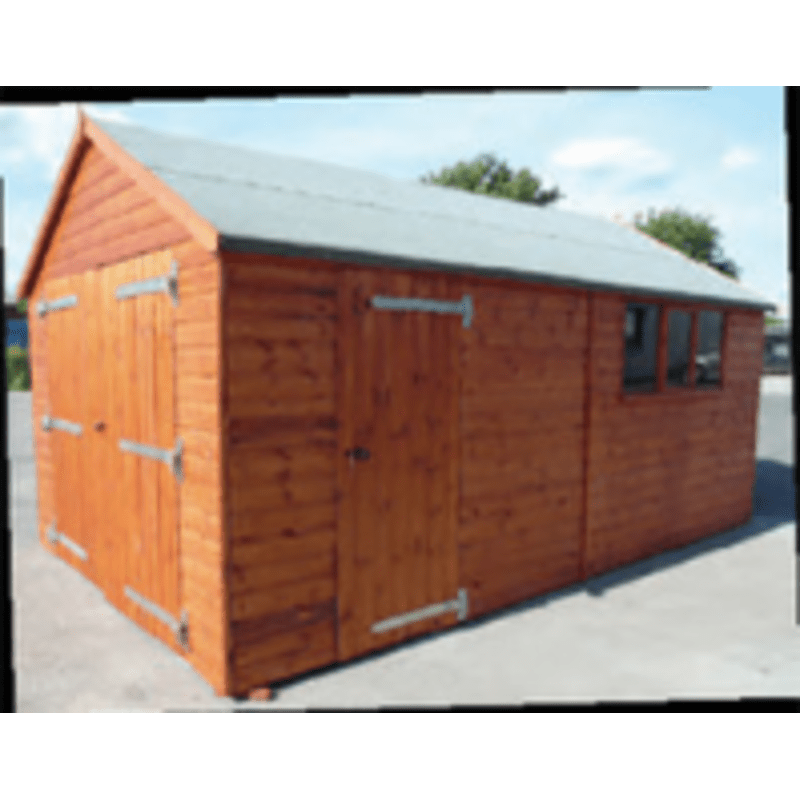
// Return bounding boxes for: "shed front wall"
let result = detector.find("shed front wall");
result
[27,138,230,694]
[222,254,764,696]
[221,254,589,694]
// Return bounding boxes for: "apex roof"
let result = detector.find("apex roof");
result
[21,113,775,312]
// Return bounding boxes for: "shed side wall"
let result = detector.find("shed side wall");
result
[221,252,340,696]
[585,295,763,575]
[457,279,588,616]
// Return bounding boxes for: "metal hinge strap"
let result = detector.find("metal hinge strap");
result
[118,437,183,481]
[41,415,83,436]
[46,522,88,561]
[371,293,474,328]
[371,588,469,635]
[37,294,78,317]
[124,586,189,649]
[115,259,179,306]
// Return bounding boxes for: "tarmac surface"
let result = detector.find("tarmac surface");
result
[9,376,797,710]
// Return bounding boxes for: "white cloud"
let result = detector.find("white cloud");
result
[721,145,759,171]
[551,137,671,175]
[0,104,133,182]
[12,104,77,179]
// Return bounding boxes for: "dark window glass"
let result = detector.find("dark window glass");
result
[666,310,691,387]
[623,303,660,392]
[696,310,723,386]
[625,306,645,347]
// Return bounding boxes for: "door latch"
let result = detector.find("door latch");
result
[345,447,371,462]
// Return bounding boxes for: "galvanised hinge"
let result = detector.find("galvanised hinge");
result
[37,294,78,317]
[371,293,474,328]
[115,259,179,307]
[118,436,184,482]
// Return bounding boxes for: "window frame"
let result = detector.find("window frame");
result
[620,297,727,401]
[621,302,661,393]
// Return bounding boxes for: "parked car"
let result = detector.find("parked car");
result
[6,318,29,348]
[763,322,791,375]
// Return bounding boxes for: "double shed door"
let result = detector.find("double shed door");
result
[41,251,182,644]
[337,268,466,661]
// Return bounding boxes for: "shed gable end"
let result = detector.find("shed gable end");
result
[34,140,195,291]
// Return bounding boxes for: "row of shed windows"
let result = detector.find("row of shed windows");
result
[623,303,723,393]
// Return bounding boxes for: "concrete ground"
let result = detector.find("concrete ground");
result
[9,376,797,710]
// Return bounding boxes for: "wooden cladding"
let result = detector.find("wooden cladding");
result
[33,242,228,694]
[223,255,339,694]
[39,253,183,644]
[336,268,461,661]
[586,294,762,577]
[457,282,587,616]
[43,273,93,582]
[39,142,193,284]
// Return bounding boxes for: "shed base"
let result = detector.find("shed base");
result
[247,687,274,701]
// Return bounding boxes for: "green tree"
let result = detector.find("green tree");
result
[421,153,562,206]
[16,299,27,314]
[634,208,740,280]
[6,345,31,391]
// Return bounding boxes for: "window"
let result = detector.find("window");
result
[625,306,645,347]
[622,302,726,395]
[696,310,723,387]
[666,310,692,387]
[623,303,660,392]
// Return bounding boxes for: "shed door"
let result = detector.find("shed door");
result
[107,252,182,641]
[41,252,182,644]
[42,274,95,579]
[337,268,464,661]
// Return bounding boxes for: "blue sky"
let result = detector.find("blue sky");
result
[2,89,788,316]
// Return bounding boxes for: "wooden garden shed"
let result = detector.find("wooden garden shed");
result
[19,113,775,697]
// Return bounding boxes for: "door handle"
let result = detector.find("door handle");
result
[345,447,371,462]
[93,420,106,432]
